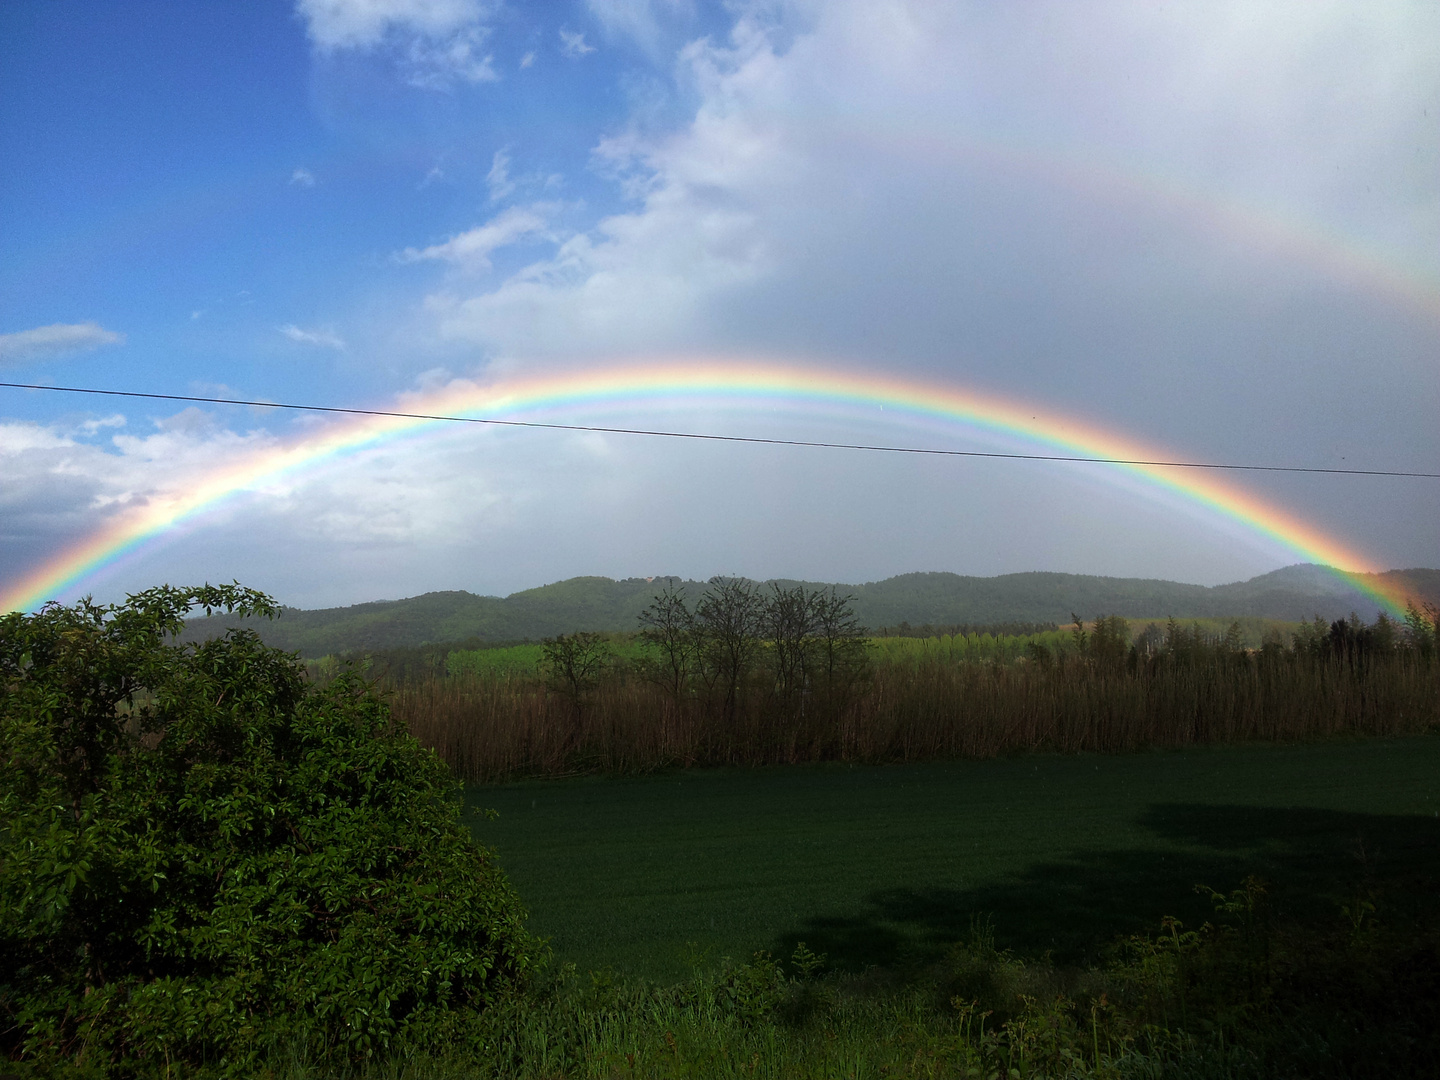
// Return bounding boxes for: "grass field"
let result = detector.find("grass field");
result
[442,620,1303,676]
[468,734,1440,982]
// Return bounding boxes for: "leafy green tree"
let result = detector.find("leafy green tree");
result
[1291,614,1332,660]
[1,585,535,1076]
[1072,614,1129,668]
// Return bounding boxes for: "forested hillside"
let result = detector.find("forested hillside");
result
[177,565,1440,657]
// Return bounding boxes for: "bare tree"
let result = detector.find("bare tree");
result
[763,584,820,706]
[695,576,763,723]
[809,587,871,709]
[637,587,698,703]
[541,631,613,708]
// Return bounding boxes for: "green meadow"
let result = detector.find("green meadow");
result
[418,620,1305,679]
[469,734,1440,982]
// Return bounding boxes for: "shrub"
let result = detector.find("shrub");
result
[0,585,537,1076]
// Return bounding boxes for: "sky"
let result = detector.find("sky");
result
[1,0,1437,611]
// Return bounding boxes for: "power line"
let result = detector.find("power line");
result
[2,379,1436,479]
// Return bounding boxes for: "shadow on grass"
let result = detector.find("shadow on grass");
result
[774,803,1440,970]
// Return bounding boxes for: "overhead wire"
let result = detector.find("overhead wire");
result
[2,380,1436,479]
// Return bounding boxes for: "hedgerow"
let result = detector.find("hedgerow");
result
[1,585,537,1077]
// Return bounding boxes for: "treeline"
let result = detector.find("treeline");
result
[378,581,1440,782]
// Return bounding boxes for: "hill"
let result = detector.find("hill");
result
[178,565,1440,658]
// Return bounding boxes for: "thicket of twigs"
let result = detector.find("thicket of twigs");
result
[376,581,1440,783]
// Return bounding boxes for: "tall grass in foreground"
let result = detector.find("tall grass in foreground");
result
[392,645,1439,783]
[263,878,1440,1079]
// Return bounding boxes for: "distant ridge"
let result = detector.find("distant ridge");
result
[179,565,1439,658]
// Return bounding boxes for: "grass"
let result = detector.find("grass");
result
[467,735,1440,982]
[287,620,1438,1077]
[248,736,1438,1077]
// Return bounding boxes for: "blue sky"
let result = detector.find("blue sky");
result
[2,1,1437,608]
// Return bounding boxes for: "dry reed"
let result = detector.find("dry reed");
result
[391,653,1440,783]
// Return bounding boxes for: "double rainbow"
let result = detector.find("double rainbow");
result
[0,359,1415,616]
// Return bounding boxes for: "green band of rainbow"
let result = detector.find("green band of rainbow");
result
[0,359,1415,616]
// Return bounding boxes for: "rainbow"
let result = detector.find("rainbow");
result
[0,359,1417,616]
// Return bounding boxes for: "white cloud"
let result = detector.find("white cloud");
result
[486,149,515,202]
[397,204,555,269]
[297,0,498,87]
[297,0,488,50]
[425,1,1440,367]
[79,414,127,436]
[559,28,596,57]
[0,422,77,455]
[402,28,497,87]
[519,50,535,68]
[0,413,279,589]
[279,324,347,350]
[0,322,125,367]
[426,23,785,355]
[291,167,317,187]
[585,0,687,57]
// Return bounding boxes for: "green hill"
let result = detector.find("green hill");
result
[178,565,1439,658]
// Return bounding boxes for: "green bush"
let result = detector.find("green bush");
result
[1,585,537,1077]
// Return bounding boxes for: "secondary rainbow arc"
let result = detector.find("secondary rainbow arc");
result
[0,359,1414,616]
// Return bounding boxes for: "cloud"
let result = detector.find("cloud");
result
[559,28,596,57]
[296,0,498,86]
[519,50,535,68]
[397,204,555,269]
[0,322,125,367]
[402,28,497,87]
[585,0,687,57]
[486,149,514,202]
[6,1,1437,612]
[297,0,488,50]
[428,2,1440,368]
[0,412,284,586]
[291,167,317,187]
[279,324,347,350]
[407,0,1439,586]
[79,415,127,436]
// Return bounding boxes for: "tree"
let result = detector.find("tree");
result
[0,585,536,1075]
[1091,615,1131,668]
[541,631,614,706]
[1404,600,1438,660]
[806,587,871,710]
[695,577,764,723]
[762,584,818,706]
[637,587,698,703]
